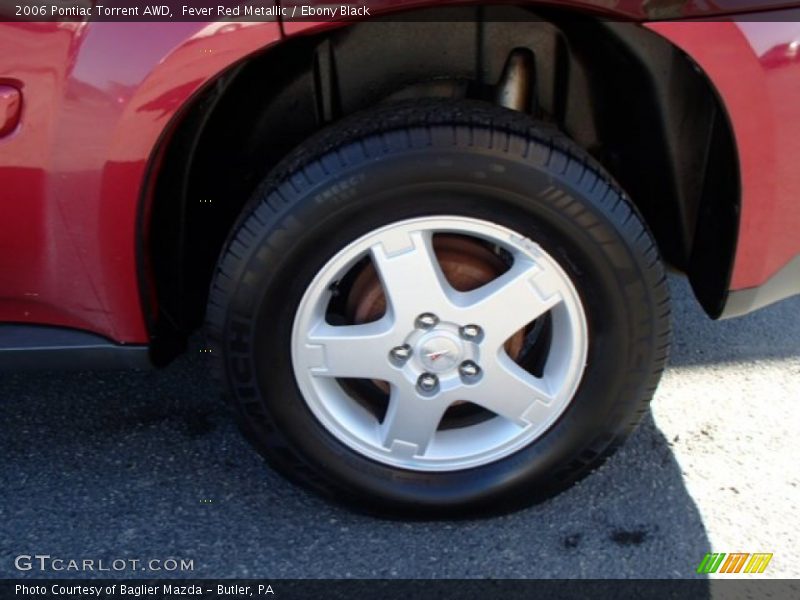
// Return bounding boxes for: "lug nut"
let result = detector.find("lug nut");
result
[459,360,481,380]
[417,373,439,393]
[389,345,412,364]
[460,324,483,340]
[416,313,439,329]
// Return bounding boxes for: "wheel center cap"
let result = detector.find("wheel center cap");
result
[418,334,462,373]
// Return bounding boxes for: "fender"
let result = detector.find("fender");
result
[0,21,281,343]
[648,16,800,310]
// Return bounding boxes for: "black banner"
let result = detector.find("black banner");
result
[3,579,800,600]
[2,1,800,23]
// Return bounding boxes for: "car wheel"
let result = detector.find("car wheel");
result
[206,100,670,514]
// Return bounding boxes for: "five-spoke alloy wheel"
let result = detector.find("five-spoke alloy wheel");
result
[292,217,588,471]
[207,101,670,514]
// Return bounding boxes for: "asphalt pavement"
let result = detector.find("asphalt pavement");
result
[1,276,798,579]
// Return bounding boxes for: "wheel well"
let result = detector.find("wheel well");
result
[145,6,738,362]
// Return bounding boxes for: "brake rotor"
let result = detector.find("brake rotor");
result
[346,235,526,394]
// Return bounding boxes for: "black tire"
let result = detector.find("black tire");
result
[205,100,670,515]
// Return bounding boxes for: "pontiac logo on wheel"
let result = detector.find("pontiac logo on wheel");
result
[420,337,461,372]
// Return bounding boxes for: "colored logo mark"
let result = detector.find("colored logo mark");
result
[697,552,773,574]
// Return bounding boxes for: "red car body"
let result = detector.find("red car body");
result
[1,1,799,363]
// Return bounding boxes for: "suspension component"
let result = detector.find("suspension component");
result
[495,48,536,113]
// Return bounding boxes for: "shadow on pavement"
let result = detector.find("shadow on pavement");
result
[1,364,708,583]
